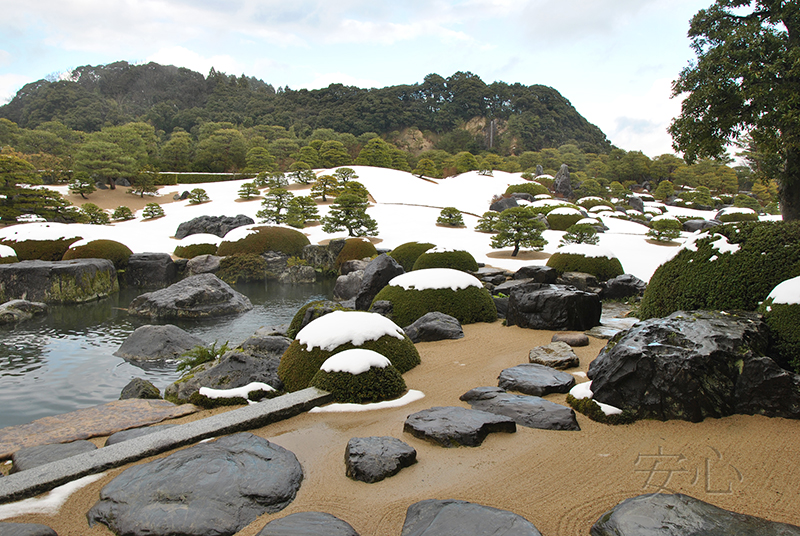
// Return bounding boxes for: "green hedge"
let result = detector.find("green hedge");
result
[505,182,549,197]
[173,243,219,259]
[159,173,257,185]
[546,250,624,281]
[310,359,406,403]
[759,298,800,374]
[1,237,82,261]
[412,249,478,272]
[216,226,310,257]
[335,237,377,270]
[62,239,133,270]
[388,242,435,272]
[638,221,800,320]
[372,284,497,327]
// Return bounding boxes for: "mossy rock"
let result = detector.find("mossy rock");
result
[216,253,267,284]
[388,241,435,271]
[1,237,81,261]
[62,239,133,270]
[372,278,497,327]
[546,246,624,281]
[412,249,478,272]
[335,237,377,270]
[566,394,636,425]
[505,182,549,197]
[546,208,584,231]
[286,299,352,339]
[638,221,800,320]
[187,388,281,409]
[309,349,406,403]
[174,243,218,259]
[216,226,310,257]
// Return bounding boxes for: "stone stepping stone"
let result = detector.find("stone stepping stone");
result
[404,406,515,448]
[104,424,179,446]
[550,332,590,347]
[257,512,360,535]
[10,440,96,474]
[402,499,542,535]
[528,341,580,369]
[0,522,58,536]
[87,433,303,536]
[460,387,580,431]
[498,363,575,396]
[403,312,464,343]
[345,436,417,483]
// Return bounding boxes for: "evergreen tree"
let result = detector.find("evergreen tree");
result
[322,193,378,237]
[112,206,134,221]
[68,173,96,199]
[188,188,210,204]
[257,188,294,223]
[412,158,438,178]
[475,211,500,233]
[333,167,358,183]
[490,207,547,257]
[560,223,599,246]
[437,207,465,227]
[238,182,260,200]
[311,174,341,202]
[129,166,160,197]
[285,195,319,228]
[142,202,164,219]
[81,203,110,224]
[653,180,675,201]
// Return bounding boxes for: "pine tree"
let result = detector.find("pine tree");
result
[490,207,546,257]
[285,195,319,228]
[322,193,378,237]
[257,188,294,223]
[238,182,260,200]
[69,173,96,199]
[311,175,341,202]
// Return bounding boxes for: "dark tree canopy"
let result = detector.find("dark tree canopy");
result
[669,0,800,220]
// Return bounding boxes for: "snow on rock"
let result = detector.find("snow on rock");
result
[534,193,552,200]
[297,310,405,352]
[179,233,223,246]
[767,276,800,305]
[568,380,623,416]
[320,348,391,375]
[388,268,482,291]
[199,382,275,399]
[557,243,618,259]
[310,389,425,413]
[531,199,576,210]
[0,244,17,257]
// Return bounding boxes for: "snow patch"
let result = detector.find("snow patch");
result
[179,233,223,246]
[309,389,425,413]
[320,348,391,374]
[199,381,275,399]
[548,207,582,216]
[389,268,482,291]
[568,381,623,416]
[556,243,617,259]
[0,244,16,257]
[767,276,800,305]
[0,473,106,519]
[297,310,405,352]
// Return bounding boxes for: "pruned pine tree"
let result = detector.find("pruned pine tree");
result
[322,193,378,237]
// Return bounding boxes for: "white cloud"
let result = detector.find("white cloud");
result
[0,74,32,104]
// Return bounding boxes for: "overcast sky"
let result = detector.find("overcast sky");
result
[0,0,712,157]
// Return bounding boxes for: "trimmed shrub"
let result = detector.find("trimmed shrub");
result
[546,207,584,231]
[142,203,164,219]
[647,217,682,242]
[560,224,599,246]
[717,207,759,223]
[173,243,218,259]
[475,211,499,233]
[638,221,800,320]
[335,237,378,270]
[309,350,406,403]
[576,197,613,210]
[437,207,465,227]
[62,239,133,270]
[188,188,210,204]
[1,238,82,261]
[216,253,267,284]
[758,279,800,373]
[734,193,761,212]
[505,182,549,197]
[388,241,435,272]
[546,245,624,281]
[412,248,479,272]
[286,300,352,339]
[216,226,310,257]
[112,206,134,221]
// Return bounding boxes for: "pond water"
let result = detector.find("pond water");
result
[0,280,335,429]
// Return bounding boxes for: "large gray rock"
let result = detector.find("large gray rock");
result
[602,274,647,300]
[489,196,518,212]
[682,218,721,232]
[461,387,580,431]
[506,284,601,331]
[498,363,576,396]
[10,440,97,473]
[404,406,516,447]
[0,259,118,304]
[185,254,221,276]
[512,265,558,283]
[559,271,598,292]
[119,378,161,400]
[591,493,800,536]
[114,324,206,365]
[403,312,464,343]
[334,270,364,301]
[175,214,254,239]
[301,239,346,273]
[528,341,580,369]
[340,259,370,275]
[125,252,177,289]
[402,499,542,536]
[0,299,47,324]
[0,523,58,536]
[587,310,800,422]
[87,433,303,536]
[354,254,405,310]
[257,512,360,536]
[553,164,572,198]
[278,265,317,285]
[627,195,645,213]
[127,273,252,320]
[345,436,417,483]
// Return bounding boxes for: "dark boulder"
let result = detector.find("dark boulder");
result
[493,296,508,319]
[461,387,580,431]
[10,440,97,473]
[498,363,576,396]
[0,299,47,324]
[528,341,580,369]
[403,406,515,447]
[301,239,346,272]
[402,499,542,536]
[591,493,800,536]
[354,254,405,311]
[128,273,252,320]
[489,196,518,212]
[627,195,644,213]
[0,259,117,304]
[257,512,360,536]
[492,278,542,296]
[344,436,417,483]
[0,523,58,536]
[87,433,303,536]
[113,324,206,366]
[403,312,464,343]
[512,265,558,283]
[587,310,799,422]
[506,284,601,331]
[553,164,572,198]
[559,271,599,292]
[125,252,177,289]
[551,333,590,347]
[278,264,317,285]
[602,274,647,300]
[340,259,370,275]
[174,214,254,239]
[119,378,161,400]
[185,254,221,276]
[682,218,721,232]
[334,271,364,301]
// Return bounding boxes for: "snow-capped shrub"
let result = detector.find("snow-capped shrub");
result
[717,207,759,223]
[505,182,549,197]
[278,311,420,392]
[758,276,800,373]
[286,300,353,339]
[546,207,584,231]
[388,241,435,272]
[437,207,465,227]
[412,247,479,272]
[589,205,613,214]
[576,197,613,210]
[335,237,377,270]
[546,244,624,281]
[371,268,497,326]
[309,349,406,403]
[647,217,682,243]
[62,239,133,270]
[639,221,800,320]
[216,253,267,284]
[0,244,18,264]
[217,225,310,257]
[0,237,81,261]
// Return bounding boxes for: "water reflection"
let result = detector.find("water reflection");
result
[0,279,334,428]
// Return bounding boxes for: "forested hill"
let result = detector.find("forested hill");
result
[0,61,611,155]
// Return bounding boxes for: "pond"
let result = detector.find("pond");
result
[0,280,335,429]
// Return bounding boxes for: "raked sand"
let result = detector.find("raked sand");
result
[2,321,800,536]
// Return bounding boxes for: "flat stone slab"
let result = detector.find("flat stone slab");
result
[404,406,515,447]
[87,433,303,536]
[498,363,576,396]
[528,341,580,369]
[345,436,417,483]
[10,440,97,474]
[402,499,542,535]
[0,399,198,459]
[257,512,360,536]
[0,522,58,536]
[460,387,580,431]
[104,424,180,446]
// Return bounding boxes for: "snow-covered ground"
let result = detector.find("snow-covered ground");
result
[0,166,781,282]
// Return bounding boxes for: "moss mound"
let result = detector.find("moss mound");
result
[174,243,218,259]
[335,237,377,270]
[388,241,435,271]
[216,226,310,257]
[639,221,800,320]
[546,248,624,281]
[505,182,549,197]
[310,350,406,403]
[62,239,133,270]
[718,208,759,223]
[758,277,800,373]
[372,284,497,327]
[2,238,81,261]
[216,253,267,284]
[412,249,479,272]
[546,209,584,231]
[286,299,352,339]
